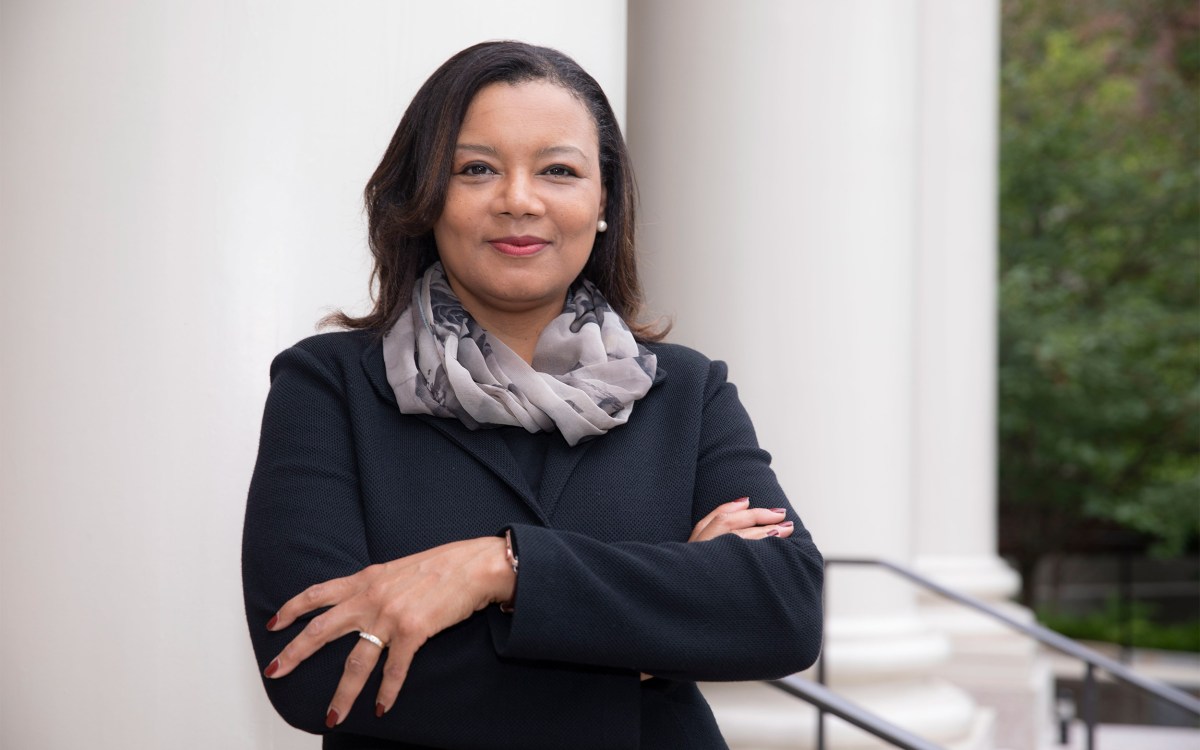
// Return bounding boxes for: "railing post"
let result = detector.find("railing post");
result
[1118,553,1133,664]
[817,575,827,750]
[1083,662,1097,750]
[816,653,827,750]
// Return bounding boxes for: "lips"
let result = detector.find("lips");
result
[488,235,549,257]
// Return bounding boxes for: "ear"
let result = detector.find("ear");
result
[599,184,607,219]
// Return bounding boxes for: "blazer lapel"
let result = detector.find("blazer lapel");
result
[538,363,670,520]
[537,436,593,521]
[361,337,549,524]
[416,415,549,524]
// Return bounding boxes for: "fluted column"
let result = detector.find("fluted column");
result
[629,1,990,747]
[911,2,1053,748]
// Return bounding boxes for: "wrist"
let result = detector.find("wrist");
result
[499,528,519,613]
[477,535,517,610]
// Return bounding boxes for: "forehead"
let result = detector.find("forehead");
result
[459,81,599,154]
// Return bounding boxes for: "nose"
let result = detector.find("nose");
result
[495,172,544,217]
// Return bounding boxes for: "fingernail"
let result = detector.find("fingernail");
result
[376,702,386,718]
[771,508,786,514]
[766,529,780,537]
[780,521,794,528]
[264,659,280,678]
[266,615,278,630]
[736,496,750,505]
[325,708,339,728]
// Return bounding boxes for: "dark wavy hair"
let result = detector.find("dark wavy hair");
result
[325,40,665,341]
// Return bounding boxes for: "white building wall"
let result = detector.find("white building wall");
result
[0,3,625,749]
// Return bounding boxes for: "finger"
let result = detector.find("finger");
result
[324,636,387,727]
[730,526,776,540]
[268,575,358,631]
[689,497,750,541]
[373,639,418,717]
[690,498,748,540]
[265,610,357,680]
[730,521,796,541]
[740,507,789,525]
[704,496,752,522]
[694,508,789,541]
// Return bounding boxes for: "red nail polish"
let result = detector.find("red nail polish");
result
[325,708,339,728]
[766,529,780,537]
[780,521,794,528]
[264,659,280,678]
[376,702,385,718]
[771,508,786,514]
[266,615,278,630]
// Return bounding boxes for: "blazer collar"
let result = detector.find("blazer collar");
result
[360,334,667,524]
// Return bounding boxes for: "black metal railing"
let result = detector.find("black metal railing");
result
[767,675,946,750]
[806,557,1200,750]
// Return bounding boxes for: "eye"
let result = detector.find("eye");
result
[459,162,496,176]
[542,165,577,177]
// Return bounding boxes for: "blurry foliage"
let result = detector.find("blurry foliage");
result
[1038,597,1200,652]
[998,0,1200,581]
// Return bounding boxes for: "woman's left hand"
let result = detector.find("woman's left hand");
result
[688,497,793,542]
[636,497,791,682]
[262,536,515,728]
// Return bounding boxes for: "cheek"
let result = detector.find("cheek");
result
[567,194,603,233]
[434,202,473,247]
[438,188,478,228]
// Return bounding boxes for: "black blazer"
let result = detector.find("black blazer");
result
[242,330,823,750]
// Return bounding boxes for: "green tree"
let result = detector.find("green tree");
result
[998,0,1200,600]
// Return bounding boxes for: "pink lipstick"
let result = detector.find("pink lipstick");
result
[489,236,548,256]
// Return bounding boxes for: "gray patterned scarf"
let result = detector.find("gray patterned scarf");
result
[382,262,657,446]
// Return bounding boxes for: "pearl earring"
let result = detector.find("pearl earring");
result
[597,220,608,233]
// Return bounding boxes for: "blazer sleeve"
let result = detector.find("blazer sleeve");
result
[242,344,640,750]
[489,359,824,681]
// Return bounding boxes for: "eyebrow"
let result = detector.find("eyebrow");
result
[455,143,589,160]
[456,143,498,156]
[536,145,588,159]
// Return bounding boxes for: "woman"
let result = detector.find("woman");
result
[243,41,823,750]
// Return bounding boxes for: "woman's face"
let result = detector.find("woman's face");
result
[433,80,606,328]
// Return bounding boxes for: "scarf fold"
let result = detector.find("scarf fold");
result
[382,262,657,446]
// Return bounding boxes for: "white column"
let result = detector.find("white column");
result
[0,3,626,749]
[911,2,1054,748]
[629,1,990,748]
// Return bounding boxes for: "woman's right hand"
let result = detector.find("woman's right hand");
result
[687,497,793,542]
[262,536,515,727]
